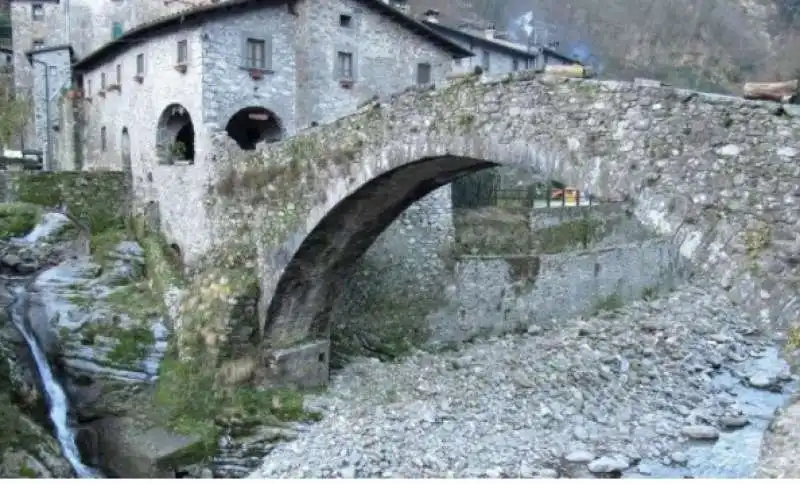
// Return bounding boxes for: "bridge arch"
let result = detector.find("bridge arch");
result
[201,75,799,389]
[255,135,618,373]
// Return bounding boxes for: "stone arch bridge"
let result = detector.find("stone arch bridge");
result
[180,71,799,388]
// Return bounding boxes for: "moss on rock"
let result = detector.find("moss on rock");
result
[8,172,126,234]
[0,203,41,240]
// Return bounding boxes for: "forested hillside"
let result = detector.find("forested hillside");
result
[408,0,800,93]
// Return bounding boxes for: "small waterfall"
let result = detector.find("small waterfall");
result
[8,285,101,478]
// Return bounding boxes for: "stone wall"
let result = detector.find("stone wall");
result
[427,237,684,344]
[195,70,798,388]
[332,187,673,352]
[0,171,128,231]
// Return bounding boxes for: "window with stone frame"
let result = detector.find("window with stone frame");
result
[246,38,266,69]
[31,3,44,20]
[136,53,145,76]
[101,126,107,151]
[115,64,121,86]
[177,40,188,64]
[86,78,91,97]
[337,51,353,80]
[100,72,106,90]
[416,62,431,85]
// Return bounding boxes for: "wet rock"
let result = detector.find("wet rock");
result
[719,415,749,429]
[747,373,774,389]
[681,425,720,441]
[564,450,595,463]
[587,456,630,473]
[670,451,689,465]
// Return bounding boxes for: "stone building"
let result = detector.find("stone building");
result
[417,8,579,75]
[55,0,470,257]
[9,0,225,164]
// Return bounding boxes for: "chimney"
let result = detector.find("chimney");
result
[423,9,439,23]
[484,24,496,39]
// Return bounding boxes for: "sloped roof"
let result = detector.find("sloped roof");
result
[73,0,473,72]
[420,18,580,65]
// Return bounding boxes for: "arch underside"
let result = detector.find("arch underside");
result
[264,155,502,346]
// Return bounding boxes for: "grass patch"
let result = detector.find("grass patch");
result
[106,325,156,366]
[106,281,165,319]
[90,227,128,265]
[0,203,41,239]
[592,292,624,314]
[534,216,605,253]
[153,350,322,460]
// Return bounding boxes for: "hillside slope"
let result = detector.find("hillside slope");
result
[409,0,800,93]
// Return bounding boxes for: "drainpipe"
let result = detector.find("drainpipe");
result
[30,58,52,171]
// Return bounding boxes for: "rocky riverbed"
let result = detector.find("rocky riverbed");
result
[249,282,796,479]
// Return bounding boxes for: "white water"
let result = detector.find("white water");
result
[22,213,71,243]
[8,285,100,478]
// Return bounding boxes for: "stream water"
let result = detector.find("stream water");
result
[8,284,100,478]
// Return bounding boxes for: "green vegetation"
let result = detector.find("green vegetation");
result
[0,203,40,239]
[10,172,127,234]
[534,216,604,253]
[592,292,624,314]
[0,75,30,149]
[18,464,37,478]
[154,349,321,460]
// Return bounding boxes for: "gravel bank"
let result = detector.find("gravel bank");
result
[249,282,795,479]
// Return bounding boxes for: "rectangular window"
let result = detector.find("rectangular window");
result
[416,62,431,85]
[512,59,519,71]
[32,3,44,20]
[115,64,121,85]
[481,49,490,72]
[136,53,144,75]
[101,127,107,151]
[86,79,91,96]
[337,51,353,80]
[112,22,124,40]
[100,72,106,90]
[339,14,352,27]
[177,39,188,64]
[246,38,265,69]
[32,39,44,50]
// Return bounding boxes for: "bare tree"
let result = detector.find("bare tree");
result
[0,72,29,150]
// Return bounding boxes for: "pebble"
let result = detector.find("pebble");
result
[247,283,791,478]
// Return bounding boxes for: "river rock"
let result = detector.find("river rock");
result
[748,373,774,389]
[681,425,720,441]
[587,455,630,473]
[564,449,595,463]
[26,241,168,384]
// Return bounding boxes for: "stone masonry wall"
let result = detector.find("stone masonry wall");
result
[202,71,799,364]
[0,171,127,230]
[427,237,685,344]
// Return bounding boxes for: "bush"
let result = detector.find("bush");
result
[0,203,40,239]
